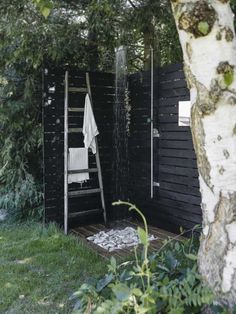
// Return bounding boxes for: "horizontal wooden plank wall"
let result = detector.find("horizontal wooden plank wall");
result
[43,63,202,232]
[43,67,115,225]
[128,63,202,232]
[128,70,155,198]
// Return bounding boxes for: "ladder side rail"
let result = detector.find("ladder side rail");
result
[94,137,107,222]
[85,72,107,224]
[64,71,69,234]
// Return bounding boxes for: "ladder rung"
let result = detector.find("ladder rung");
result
[68,107,84,112]
[68,188,101,198]
[68,128,83,133]
[68,168,98,174]
[68,87,87,93]
[68,208,102,218]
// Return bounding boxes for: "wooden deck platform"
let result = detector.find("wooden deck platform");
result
[71,219,181,260]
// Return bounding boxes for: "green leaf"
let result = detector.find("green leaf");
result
[137,227,148,245]
[198,21,209,36]
[162,276,170,286]
[96,273,114,292]
[33,0,52,18]
[112,283,131,301]
[132,288,143,297]
[166,252,178,270]
[110,256,116,270]
[73,299,83,310]
[157,264,170,273]
[145,295,156,304]
[185,253,198,261]
[119,270,133,282]
[224,71,234,86]
[169,307,185,314]
[41,7,51,19]
[175,241,180,251]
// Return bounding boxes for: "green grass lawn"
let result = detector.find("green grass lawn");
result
[0,222,106,314]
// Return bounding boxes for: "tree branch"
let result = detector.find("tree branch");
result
[128,0,137,9]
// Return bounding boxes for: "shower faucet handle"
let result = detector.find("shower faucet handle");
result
[153,128,160,138]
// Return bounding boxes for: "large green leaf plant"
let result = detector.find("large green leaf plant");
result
[71,202,216,314]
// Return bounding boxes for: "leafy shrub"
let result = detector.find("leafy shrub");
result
[0,70,43,219]
[71,202,218,314]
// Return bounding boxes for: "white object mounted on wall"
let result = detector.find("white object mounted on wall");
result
[178,101,191,126]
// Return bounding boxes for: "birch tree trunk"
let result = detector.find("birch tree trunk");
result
[170,0,236,307]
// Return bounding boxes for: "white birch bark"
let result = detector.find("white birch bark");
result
[170,0,236,306]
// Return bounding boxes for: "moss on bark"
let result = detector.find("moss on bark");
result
[178,1,216,38]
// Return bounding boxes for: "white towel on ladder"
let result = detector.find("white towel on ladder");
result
[83,94,99,154]
[68,148,89,184]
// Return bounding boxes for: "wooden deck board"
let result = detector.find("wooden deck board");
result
[71,219,182,260]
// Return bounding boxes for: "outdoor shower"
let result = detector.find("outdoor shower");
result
[43,59,200,231]
[114,45,155,199]
[114,46,129,202]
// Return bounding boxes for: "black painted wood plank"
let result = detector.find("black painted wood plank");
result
[159,87,189,98]
[158,156,197,168]
[159,181,200,196]
[160,63,184,74]
[158,164,199,177]
[158,96,190,106]
[158,172,199,186]
[158,140,195,150]
[157,188,201,205]
[159,132,192,141]
[160,79,187,90]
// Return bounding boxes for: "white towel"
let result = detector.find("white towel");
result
[83,94,99,154]
[68,148,89,184]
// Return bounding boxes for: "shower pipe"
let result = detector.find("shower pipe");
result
[150,45,154,199]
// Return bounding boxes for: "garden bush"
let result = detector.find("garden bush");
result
[71,202,229,314]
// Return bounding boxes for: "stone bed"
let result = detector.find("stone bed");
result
[87,227,157,252]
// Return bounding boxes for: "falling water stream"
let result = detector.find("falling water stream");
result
[113,46,129,207]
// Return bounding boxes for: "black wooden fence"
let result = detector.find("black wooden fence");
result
[128,63,202,231]
[43,63,202,232]
[43,67,115,225]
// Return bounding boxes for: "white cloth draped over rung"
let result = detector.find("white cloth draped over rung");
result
[68,148,89,184]
[83,94,99,154]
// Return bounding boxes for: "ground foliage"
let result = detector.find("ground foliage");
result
[71,202,233,314]
[0,221,105,313]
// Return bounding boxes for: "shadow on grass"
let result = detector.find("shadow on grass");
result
[0,222,107,313]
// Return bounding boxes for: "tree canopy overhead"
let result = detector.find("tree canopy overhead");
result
[0,0,182,72]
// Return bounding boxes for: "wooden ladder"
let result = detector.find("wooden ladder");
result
[64,71,107,234]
